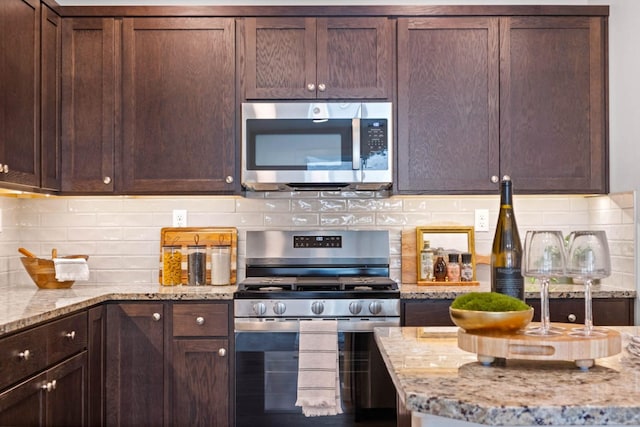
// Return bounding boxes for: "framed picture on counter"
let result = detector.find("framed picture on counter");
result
[416,226,476,283]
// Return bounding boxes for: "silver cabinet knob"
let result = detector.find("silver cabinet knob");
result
[152,312,161,321]
[317,83,326,92]
[306,83,316,92]
[567,313,577,323]
[18,350,31,360]
[490,175,499,183]
[103,176,112,184]
[196,316,205,325]
[225,175,233,184]
[65,331,76,340]
[41,380,57,392]
[218,348,227,357]
[3,165,7,173]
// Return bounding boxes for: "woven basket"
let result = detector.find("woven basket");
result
[21,255,89,289]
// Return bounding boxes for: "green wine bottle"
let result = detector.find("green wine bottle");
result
[490,176,524,300]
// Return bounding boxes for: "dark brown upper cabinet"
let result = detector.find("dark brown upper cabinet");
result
[500,17,607,194]
[40,5,62,191]
[396,16,607,194]
[121,17,236,193]
[396,17,500,194]
[61,17,117,193]
[242,17,392,100]
[0,0,40,189]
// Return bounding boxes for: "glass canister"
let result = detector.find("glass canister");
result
[162,245,183,286]
[210,245,231,285]
[187,245,207,286]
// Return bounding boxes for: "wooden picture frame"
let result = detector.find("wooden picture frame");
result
[416,226,477,284]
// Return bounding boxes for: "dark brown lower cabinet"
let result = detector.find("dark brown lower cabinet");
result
[105,302,232,427]
[0,352,88,427]
[401,297,634,326]
[105,303,166,427]
[171,339,229,426]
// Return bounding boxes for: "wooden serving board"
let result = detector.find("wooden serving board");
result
[159,227,237,285]
[458,323,622,369]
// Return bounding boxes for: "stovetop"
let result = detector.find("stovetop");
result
[237,276,398,292]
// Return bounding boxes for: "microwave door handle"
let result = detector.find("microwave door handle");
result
[352,118,361,170]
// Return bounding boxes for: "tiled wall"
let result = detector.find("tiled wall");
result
[0,190,635,291]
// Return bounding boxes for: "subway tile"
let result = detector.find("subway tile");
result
[236,198,291,212]
[348,198,403,211]
[320,213,375,226]
[41,212,97,227]
[264,213,319,227]
[609,191,635,209]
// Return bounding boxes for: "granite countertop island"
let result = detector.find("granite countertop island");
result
[375,326,640,427]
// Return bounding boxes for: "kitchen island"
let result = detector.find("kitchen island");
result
[375,326,640,427]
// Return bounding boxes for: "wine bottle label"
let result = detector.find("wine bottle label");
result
[492,267,524,299]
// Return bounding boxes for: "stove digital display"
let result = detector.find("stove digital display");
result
[293,235,342,248]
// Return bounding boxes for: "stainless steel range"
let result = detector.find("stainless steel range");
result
[234,230,398,427]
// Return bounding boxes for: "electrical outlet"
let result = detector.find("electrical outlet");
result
[475,209,489,232]
[173,209,187,227]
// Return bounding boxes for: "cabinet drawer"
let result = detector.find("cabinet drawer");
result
[172,303,228,337]
[46,312,88,366]
[0,327,47,391]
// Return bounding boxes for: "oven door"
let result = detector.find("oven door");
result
[235,327,396,427]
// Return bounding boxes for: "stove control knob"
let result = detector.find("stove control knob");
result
[349,301,363,315]
[368,301,382,315]
[273,302,287,315]
[252,302,267,316]
[311,301,324,315]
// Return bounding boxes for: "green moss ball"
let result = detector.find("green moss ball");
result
[450,292,530,312]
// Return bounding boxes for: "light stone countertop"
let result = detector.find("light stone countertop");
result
[400,283,637,299]
[375,326,640,426]
[0,281,634,337]
[0,283,236,336]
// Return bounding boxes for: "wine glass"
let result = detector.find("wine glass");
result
[522,230,567,336]
[565,230,611,337]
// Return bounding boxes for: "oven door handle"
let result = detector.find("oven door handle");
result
[234,318,400,333]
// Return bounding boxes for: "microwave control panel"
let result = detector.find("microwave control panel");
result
[361,119,388,170]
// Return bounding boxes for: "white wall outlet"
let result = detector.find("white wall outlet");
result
[475,208,489,232]
[173,209,187,227]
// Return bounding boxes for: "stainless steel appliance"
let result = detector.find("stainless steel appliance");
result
[241,102,393,192]
[234,230,399,427]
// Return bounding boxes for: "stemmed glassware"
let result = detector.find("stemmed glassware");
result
[522,230,567,336]
[565,230,611,337]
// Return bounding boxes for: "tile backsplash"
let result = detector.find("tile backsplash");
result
[0,190,635,291]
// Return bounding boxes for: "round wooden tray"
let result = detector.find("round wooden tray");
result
[457,323,622,370]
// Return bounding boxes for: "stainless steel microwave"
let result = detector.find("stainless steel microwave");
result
[241,102,392,191]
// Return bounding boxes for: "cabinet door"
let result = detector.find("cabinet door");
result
[0,0,40,188]
[316,17,392,99]
[396,18,500,194]
[88,306,105,427]
[40,5,61,191]
[244,17,316,99]
[171,339,229,427]
[61,18,117,193]
[402,300,455,326]
[500,17,607,193]
[0,372,46,426]
[45,352,87,427]
[105,303,165,427]
[121,18,236,193]
[527,298,634,326]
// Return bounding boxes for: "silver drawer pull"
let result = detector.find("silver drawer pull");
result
[41,380,57,392]
[218,348,226,357]
[18,350,31,360]
[567,313,577,323]
[65,331,76,340]
[196,316,205,325]
[153,312,161,321]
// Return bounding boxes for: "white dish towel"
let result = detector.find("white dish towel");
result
[295,320,343,417]
[53,258,90,282]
